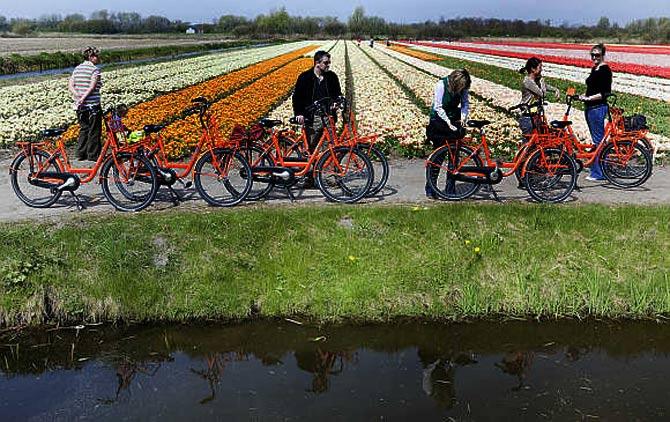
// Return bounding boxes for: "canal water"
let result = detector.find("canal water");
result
[1,320,669,420]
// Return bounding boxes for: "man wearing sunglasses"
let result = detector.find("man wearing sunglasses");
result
[292,50,342,153]
[578,43,612,181]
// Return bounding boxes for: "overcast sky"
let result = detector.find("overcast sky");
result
[1,0,668,25]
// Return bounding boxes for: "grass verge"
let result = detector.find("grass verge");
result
[1,204,669,327]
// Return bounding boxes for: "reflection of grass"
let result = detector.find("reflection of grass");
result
[433,55,670,138]
[2,204,670,327]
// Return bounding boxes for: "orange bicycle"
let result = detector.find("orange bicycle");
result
[425,112,578,203]
[242,98,374,203]
[247,96,388,198]
[138,97,253,207]
[557,89,653,188]
[273,96,389,197]
[10,106,159,212]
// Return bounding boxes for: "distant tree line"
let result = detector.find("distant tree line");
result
[0,7,669,43]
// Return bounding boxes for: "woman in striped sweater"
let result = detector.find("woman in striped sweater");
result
[68,46,103,161]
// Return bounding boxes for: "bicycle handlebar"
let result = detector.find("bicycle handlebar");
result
[508,100,545,113]
[566,92,617,106]
[182,97,211,119]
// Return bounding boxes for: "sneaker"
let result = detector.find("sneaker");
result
[585,176,605,182]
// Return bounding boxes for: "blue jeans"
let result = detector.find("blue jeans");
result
[585,104,608,179]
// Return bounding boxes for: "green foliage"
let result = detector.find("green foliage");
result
[1,250,62,292]
[1,205,670,326]
[379,136,429,158]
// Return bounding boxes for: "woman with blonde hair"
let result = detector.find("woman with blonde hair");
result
[425,68,471,198]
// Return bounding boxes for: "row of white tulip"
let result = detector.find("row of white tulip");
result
[345,42,427,149]
[370,44,523,143]
[0,42,313,146]
[401,43,670,102]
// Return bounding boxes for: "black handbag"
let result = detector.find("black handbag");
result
[624,114,647,131]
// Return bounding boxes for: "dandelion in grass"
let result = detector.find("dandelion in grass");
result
[474,247,481,254]
[348,255,358,262]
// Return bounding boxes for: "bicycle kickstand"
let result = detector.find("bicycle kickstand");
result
[68,191,85,211]
[483,173,501,202]
[485,183,501,202]
[284,185,296,202]
[167,186,182,205]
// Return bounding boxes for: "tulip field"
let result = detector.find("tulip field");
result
[1,38,668,157]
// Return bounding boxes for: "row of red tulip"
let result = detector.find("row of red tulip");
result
[411,41,670,79]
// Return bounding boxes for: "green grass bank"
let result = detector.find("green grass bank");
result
[1,204,669,327]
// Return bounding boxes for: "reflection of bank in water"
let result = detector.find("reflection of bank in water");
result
[2,320,670,420]
[495,351,535,391]
[295,348,356,393]
[419,349,478,408]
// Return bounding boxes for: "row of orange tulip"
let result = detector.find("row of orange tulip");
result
[388,44,442,62]
[61,45,317,142]
[160,57,313,157]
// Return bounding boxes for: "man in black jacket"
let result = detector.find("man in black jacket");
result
[292,50,342,152]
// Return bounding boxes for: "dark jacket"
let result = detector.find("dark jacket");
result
[292,68,342,120]
[585,64,612,107]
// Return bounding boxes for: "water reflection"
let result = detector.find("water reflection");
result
[295,349,355,393]
[1,320,670,419]
[495,351,534,391]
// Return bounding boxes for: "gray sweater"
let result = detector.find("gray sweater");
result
[520,76,558,104]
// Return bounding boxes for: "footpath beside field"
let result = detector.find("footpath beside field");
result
[1,153,669,222]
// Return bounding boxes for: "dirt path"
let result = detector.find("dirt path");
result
[0,152,667,223]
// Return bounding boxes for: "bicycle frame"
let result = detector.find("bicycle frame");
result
[552,95,650,168]
[15,112,148,185]
[251,111,358,178]
[428,124,565,181]
[143,105,240,181]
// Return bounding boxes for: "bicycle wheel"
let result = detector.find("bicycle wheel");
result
[524,148,577,203]
[101,152,158,212]
[600,141,652,188]
[10,149,64,208]
[636,137,654,155]
[315,146,373,203]
[242,144,275,200]
[194,148,252,207]
[426,144,482,201]
[363,145,389,196]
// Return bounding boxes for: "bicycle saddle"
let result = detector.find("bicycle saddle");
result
[550,120,572,129]
[41,128,66,138]
[143,124,165,134]
[259,118,282,128]
[467,120,491,128]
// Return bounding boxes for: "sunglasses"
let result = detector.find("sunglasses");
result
[590,53,602,58]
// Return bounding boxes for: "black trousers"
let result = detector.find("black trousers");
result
[76,105,102,160]
[426,118,463,193]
